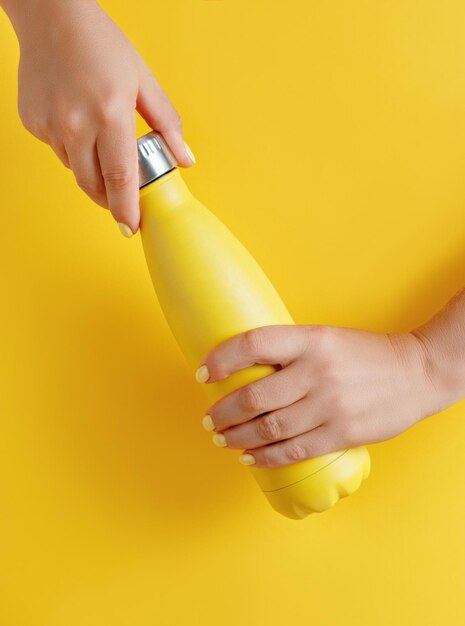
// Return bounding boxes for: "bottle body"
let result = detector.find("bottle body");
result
[139,169,370,519]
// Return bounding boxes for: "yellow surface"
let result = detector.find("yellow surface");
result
[0,0,464,624]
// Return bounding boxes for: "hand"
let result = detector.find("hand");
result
[196,324,445,468]
[11,0,194,235]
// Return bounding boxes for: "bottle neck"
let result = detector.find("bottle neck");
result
[139,168,193,207]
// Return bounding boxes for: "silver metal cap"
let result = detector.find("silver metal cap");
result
[137,131,177,189]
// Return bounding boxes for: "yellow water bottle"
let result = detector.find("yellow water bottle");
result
[137,131,370,519]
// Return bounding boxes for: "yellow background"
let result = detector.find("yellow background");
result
[1,1,464,624]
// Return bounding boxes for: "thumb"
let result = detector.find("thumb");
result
[137,70,195,168]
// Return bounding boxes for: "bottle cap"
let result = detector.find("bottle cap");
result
[137,131,177,189]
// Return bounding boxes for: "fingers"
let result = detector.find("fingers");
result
[65,136,108,209]
[241,425,341,469]
[198,325,312,383]
[215,397,325,453]
[137,70,195,167]
[96,111,140,234]
[206,361,310,431]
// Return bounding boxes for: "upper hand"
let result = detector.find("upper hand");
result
[14,0,194,235]
[196,324,442,468]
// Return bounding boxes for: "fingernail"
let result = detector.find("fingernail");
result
[239,453,256,465]
[202,415,215,431]
[195,365,209,383]
[118,222,133,238]
[184,141,196,165]
[212,433,227,447]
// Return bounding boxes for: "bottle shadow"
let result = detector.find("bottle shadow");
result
[42,269,251,535]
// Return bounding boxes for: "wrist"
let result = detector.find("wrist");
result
[410,322,465,412]
[386,331,445,424]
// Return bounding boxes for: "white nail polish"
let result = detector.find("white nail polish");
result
[202,415,215,431]
[239,453,256,465]
[195,364,209,383]
[184,141,196,165]
[212,433,227,447]
[118,222,133,238]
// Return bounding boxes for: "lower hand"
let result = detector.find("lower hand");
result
[195,324,444,468]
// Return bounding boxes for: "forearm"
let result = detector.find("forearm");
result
[412,287,465,408]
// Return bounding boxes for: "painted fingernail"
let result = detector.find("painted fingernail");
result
[195,365,210,383]
[202,415,215,431]
[239,453,256,465]
[118,222,133,238]
[184,141,196,165]
[212,433,227,447]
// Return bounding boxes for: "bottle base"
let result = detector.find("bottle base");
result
[258,447,371,520]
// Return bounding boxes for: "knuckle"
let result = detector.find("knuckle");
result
[308,324,336,354]
[242,327,263,359]
[239,384,264,414]
[97,97,126,126]
[257,413,282,442]
[59,110,84,139]
[285,442,307,462]
[306,323,326,338]
[102,167,134,191]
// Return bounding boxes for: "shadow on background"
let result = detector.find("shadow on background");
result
[29,260,253,535]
